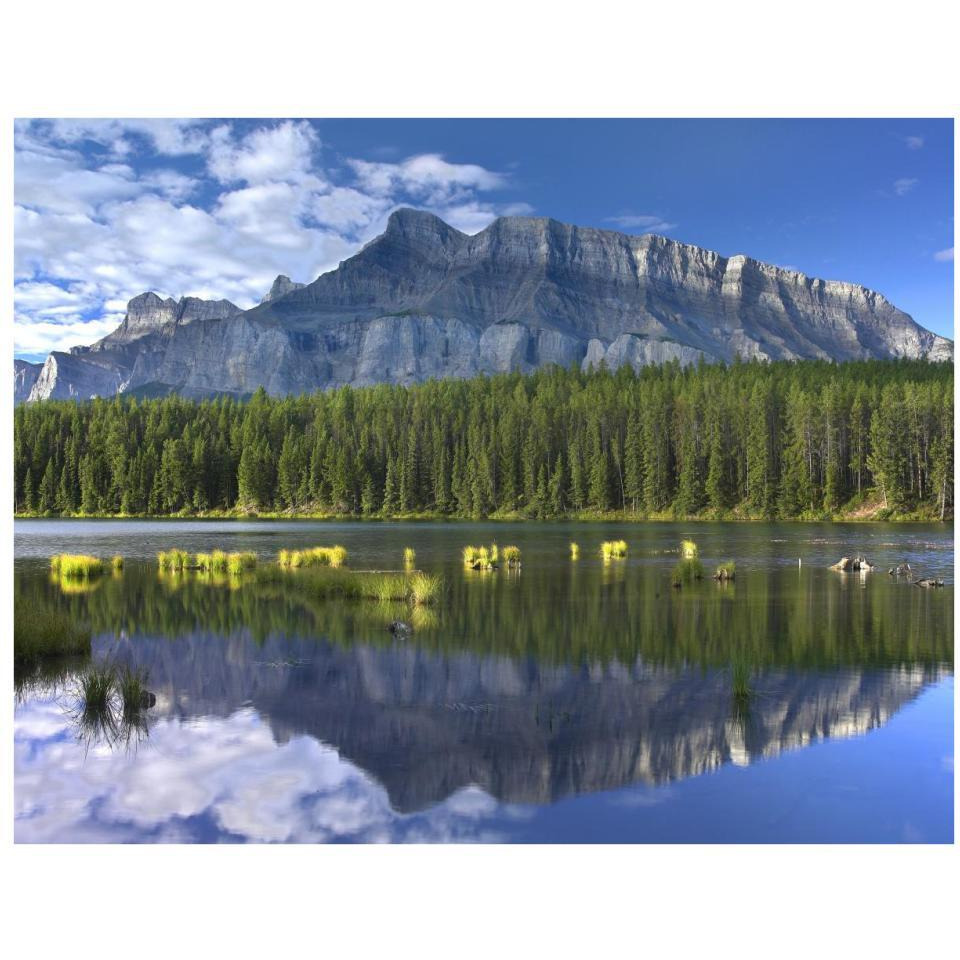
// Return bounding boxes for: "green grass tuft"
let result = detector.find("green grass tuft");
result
[157,549,189,571]
[714,560,736,580]
[502,545,521,566]
[680,539,699,558]
[110,555,124,572]
[672,557,704,586]
[50,554,104,578]
[570,542,580,560]
[600,540,627,560]
[403,547,416,569]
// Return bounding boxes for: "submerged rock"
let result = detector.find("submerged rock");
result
[914,578,945,588]
[888,562,913,576]
[388,620,412,635]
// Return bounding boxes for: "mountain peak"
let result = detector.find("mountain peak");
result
[261,275,306,304]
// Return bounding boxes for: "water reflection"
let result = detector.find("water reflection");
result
[13,526,954,842]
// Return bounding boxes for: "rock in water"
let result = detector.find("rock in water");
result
[16,209,953,402]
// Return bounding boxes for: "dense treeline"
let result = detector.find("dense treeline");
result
[13,359,954,521]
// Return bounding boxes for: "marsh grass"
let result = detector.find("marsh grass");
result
[50,554,104,578]
[570,542,580,560]
[157,549,189,571]
[672,557,704,586]
[730,658,754,721]
[408,572,441,605]
[463,544,499,570]
[502,545,521,567]
[118,664,151,717]
[14,605,91,663]
[714,560,736,580]
[259,565,441,606]
[680,539,699,558]
[600,540,628,560]
[110,555,124,572]
[277,546,347,569]
[404,547,416,569]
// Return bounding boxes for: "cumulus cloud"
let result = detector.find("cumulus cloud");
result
[905,135,924,150]
[14,120,528,358]
[893,177,918,196]
[604,213,678,233]
[933,247,953,262]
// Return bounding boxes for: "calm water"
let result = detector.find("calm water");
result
[13,519,954,843]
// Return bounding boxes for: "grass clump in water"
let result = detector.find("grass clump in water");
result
[463,544,503,570]
[408,572,441,605]
[278,546,347,569]
[157,549,189,571]
[714,560,736,581]
[226,551,257,575]
[110,555,124,572]
[404,547,416,570]
[14,606,92,664]
[117,664,152,716]
[680,539,699,559]
[600,540,627,560]
[502,545,521,567]
[570,542,580,560]
[50,554,104,578]
[671,557,704,587]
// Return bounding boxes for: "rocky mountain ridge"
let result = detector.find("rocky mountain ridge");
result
[18,208,953,402]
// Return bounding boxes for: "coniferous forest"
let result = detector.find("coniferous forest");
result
[13,358,954,522]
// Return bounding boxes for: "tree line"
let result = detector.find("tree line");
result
[13,358,953,521]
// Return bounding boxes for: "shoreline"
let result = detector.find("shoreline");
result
[13,510,952,525]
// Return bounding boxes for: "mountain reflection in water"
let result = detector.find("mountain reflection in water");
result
[13,536,953,842]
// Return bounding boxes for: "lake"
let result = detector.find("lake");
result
[13,519,954,843]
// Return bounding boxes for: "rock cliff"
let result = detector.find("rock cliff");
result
[19,209,953,402]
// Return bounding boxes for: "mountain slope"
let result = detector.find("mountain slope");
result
[20,209,953,402]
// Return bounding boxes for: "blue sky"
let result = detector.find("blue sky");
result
[14,118,954,361]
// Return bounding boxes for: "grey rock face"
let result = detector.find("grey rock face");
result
[260,275,306,304]
[18,209,953,402]
[14,359,42,405]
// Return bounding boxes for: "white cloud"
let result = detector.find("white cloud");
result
[14,702,510,843]
[14,120,527,357]
[605,213,678,233]
[14,315,125,356]
[350,153,505,205]
[893,177,918,196]
[933,247,953,262]
[905,135,924,150]
[207,121,321,186]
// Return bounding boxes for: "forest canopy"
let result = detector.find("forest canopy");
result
[13,358,953,522]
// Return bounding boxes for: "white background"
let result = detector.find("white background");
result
[1,2,957,957]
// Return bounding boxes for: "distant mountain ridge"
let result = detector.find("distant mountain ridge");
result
[18,208,953,402]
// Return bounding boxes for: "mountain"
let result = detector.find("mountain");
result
[14,359,42,404]
[19,209,953,402]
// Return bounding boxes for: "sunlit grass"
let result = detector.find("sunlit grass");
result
[408,572,441,605]
[404,547,416,570]
[463,544,499,570]
[502,545,521,567]
[680,539,699,558]
[110,555,124,572]
[258,565,441,606]
[570,542,580,560]
[277,546,347,568]
[50,554,104,578]
[600,540,627,560]
[157,549,189,571]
